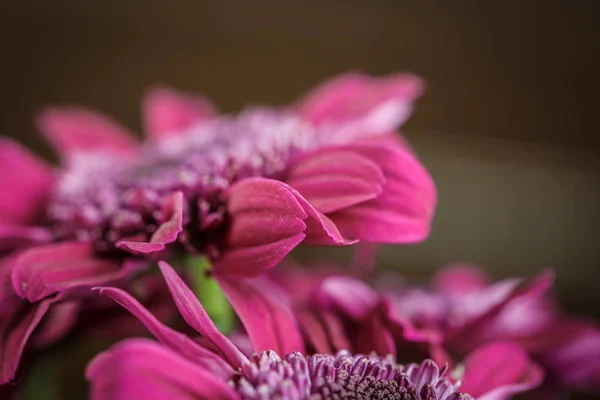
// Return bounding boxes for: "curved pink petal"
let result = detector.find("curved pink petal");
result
[0,138,54,225]
[217,178,354,276]
[96,286,233,377]
[157,261,247,369]
[432,264,490,294]
[461,342,544,400]
[319,276,378,320]
[217,275,305,355]
[11,242,130,302]
[355,309,396,356]
[0,296,52,384]
[452,270,555,349]
[143,85,217,141]
[30,300,80,348]
[537,318,600,389]
[117,191,184,255]
[0,226,52,252]
[86,338,239,400]
[295,73,424,141]
[327,140,436,243]
[36,107,137,160]
[286,148,385,214]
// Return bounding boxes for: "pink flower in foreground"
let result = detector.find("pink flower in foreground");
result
[0,73,436,383]
[87,261,473,400]
[278,265,599,395]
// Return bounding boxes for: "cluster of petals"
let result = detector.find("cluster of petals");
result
[87,261,483,399]
[274,263,600,395]
[0,73,437,384]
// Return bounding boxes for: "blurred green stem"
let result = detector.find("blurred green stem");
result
[187,256,234,334]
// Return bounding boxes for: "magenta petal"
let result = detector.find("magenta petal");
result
[327,141,436,243]
[31,300,80,348]
[0,226,52,252]
[461,342,544,400]
[36,107,137,160]
[537,318,600,389]
[288,187,356,246]
[0,138,54,225]
[86,338,239,400]
[286,148,385,213]
[319,276,378,320]
[297,311,333,354]
[295,73,424,139]
[217,275,305,355]
[96,286,233,377]
[0,296,52,384]
[432,264,490,294]
[143,85,216,141]
[117,191,184,255]
[157,261,247,369]
[216,178,309,276]
[11,242,128,302]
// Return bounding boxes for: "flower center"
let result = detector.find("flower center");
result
[45,109,317,251]
[232,351,470,400]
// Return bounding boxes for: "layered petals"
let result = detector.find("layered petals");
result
[11,242,131,302]
[327,140,436,243]
[217,178,352,276]
[295,72,424,142]
[86,338,239,400]
[217,275,305,355]
[0,296,53,384]
[117,191,185,255]
[461,342,544,400]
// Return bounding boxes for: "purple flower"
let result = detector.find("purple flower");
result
[0,73,437,383]
[277,264,599,395]
[86,261,472,400]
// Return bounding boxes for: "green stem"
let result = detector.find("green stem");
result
[187,256,235,334]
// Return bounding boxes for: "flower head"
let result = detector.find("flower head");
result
[86,261,473,400]
[0,73,437,384]
[278,264,599,394]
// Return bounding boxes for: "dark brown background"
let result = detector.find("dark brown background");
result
[0,2,599,396]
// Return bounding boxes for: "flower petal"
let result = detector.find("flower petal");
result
[157,261,247,369]
[0,138,54,226]
[11,242,130,302]
[30,300,80,349]
[327,140,436,243]
[536,318,600,389]
[143,85,216,141]
[217,275,305,355]
[0,226,52,252]
[432,264,490,294]
[460,342,544,400]
[286,148,385,213]
[36,107,137,160]
[0,296,52,384]
[96,286,233,377]
[295,73,424,141]
[117,191,184,255]
[319,276,378,320]
[216,178,308,276]
[86,338,239,400]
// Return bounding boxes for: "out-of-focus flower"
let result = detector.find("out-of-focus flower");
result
[87,261,473,400]
[0,73,437,384]
[278,264,600,395]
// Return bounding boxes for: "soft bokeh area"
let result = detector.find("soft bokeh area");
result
[1,1,598,398]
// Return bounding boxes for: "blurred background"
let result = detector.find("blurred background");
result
[0,1,598,396]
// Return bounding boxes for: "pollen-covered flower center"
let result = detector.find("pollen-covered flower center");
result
[45,109,316,249]
[232,351,470,400]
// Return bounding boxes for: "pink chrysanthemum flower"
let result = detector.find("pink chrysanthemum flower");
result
[86,261,472,400]
[0,73,436,383]
[275,264,600,395]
